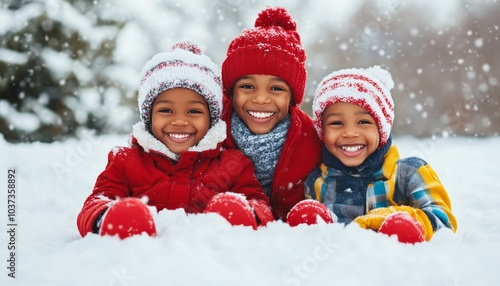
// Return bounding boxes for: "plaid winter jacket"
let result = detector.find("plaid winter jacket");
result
[305,143,457,240]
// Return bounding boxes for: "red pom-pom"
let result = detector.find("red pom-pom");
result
[172,40,202,55]
[255,6,296,31]
[287,200,334,227]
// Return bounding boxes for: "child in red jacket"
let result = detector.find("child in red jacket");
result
[77,41,273,239]
[221,7,324,221]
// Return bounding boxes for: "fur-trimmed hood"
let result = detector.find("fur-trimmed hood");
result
[130,120,227,161]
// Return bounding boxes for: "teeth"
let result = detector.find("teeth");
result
[248,111,274,119]
[341,145,363,152]
[169,133,190,139]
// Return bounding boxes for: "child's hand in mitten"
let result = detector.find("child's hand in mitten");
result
[354,207,396,231]
[286,199,334,227]
[248,199,274,227]
[98,198,157,239]
[205,192,258,229]
[378,212,425,244]
[354,206,425,244]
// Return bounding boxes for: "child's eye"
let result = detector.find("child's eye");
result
[238,83,254,89]
[327,121,342,126]
[188,109,203,114]
[358,119,373,125]
[270,86,286,91]
[158,108,172,113]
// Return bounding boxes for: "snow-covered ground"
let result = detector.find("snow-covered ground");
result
[1,133,499,285]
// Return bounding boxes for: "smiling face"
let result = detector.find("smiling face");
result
[322,102,380,167]
[151,88,210,154]
[232,74,292,134]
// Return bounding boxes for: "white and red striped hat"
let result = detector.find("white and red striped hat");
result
[138,40,222,130]
[312,65,395,147]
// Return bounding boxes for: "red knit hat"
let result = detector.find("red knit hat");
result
[222,7,307,106]
[313,66,395,148]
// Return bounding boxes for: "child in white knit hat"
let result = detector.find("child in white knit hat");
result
[77,41,273,239]
[304,65,457,243]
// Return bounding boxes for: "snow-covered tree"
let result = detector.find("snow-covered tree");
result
[0,0,133,142]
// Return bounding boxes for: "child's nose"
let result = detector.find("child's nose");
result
[342,126,359,137]
[251,91,272,104]
[171,116,188,126]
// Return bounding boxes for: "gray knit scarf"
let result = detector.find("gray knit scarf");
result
[231,112,290,197]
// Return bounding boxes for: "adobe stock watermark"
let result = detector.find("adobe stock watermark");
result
[50,130,103,182]
[6,168,18,279]
[282,234,339,286]
[108,267,135,286]
[445,278,463,286]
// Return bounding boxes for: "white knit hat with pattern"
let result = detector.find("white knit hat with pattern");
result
[312,65,395,148]
[138,40,222,130]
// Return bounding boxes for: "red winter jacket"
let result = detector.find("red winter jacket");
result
[222,98,322,221]
[77,121,269,237]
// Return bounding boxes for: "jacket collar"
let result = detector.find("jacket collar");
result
[131,120,227,161]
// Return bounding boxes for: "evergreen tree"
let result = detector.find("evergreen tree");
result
[0,0,127,142]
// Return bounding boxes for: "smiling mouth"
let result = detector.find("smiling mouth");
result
[340,145,365,152]
[248,111,274,119]
[168,133,193,140]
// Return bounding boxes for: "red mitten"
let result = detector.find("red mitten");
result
[205,192,258,229]
[248,199,274,227]
[287,199,334,227]
[378,212,425,244]
[99,198,157,239]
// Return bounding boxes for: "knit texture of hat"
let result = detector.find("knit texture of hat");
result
[138,40,222,129]
[222,6,307,106]
[312,65,395,148]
